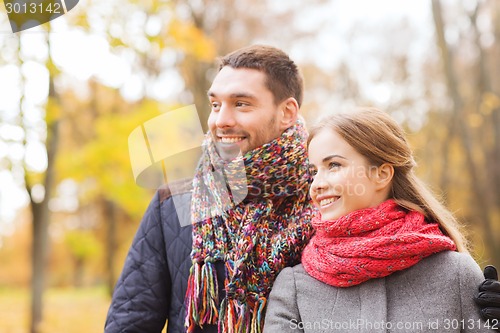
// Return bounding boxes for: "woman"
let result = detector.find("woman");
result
[263,108,497,332]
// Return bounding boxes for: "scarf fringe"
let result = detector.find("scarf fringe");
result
[186,262,267,333]
[185,262,220,332]
[219,297,267,333]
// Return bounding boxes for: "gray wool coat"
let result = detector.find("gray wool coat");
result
[264,251,496,333]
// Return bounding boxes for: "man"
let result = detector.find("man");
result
[105,45,500,333]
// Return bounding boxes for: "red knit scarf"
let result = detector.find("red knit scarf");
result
[302,199,457,287]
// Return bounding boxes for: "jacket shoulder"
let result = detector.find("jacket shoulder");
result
[402,250,483,287]
[158,178,193,204]
[420,250,481,272]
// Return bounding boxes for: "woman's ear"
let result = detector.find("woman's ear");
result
[375,163,394,191]
[279,97,299,130]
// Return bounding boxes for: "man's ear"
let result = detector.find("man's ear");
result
[279,97,299,131]
[374,163,394,191]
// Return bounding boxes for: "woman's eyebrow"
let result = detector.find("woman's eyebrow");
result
[322,154,347,163]
[308,154,347,168]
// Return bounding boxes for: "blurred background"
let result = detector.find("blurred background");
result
[1,0,499,332]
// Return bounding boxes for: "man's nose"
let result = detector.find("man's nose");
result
[215,105,236,128]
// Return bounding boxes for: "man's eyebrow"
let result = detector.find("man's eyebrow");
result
[231,93,257,99]
[207,91,257,100]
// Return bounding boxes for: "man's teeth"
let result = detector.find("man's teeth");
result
[220,137,244,143]
[320,197,337,206]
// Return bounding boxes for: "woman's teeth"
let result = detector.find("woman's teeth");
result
[320,197,338,207]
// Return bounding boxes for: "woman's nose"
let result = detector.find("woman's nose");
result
[310,171,328,193]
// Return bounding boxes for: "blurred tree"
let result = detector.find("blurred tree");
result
[430,0,500,266]
[4,2,499,331]
[4,24,63,333]
[2,0,218,329]
[171,0,332,128]
[51,0,218,297]
[55,85,162,294]
[53,0,337,298]
[64,230,102,287]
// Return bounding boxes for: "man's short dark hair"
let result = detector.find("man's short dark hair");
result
[218,45,304,107]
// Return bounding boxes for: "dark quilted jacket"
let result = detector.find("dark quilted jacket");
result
[104,186,222,333]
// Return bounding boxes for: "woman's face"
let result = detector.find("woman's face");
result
[308,128,387,220]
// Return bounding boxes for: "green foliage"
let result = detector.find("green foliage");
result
[56,99,166,220]
[64,231,101,261]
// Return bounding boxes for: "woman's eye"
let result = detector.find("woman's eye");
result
[328,162,341,170]
[308,168,317,176]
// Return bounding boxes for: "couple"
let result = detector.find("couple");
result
[105,45,500,332]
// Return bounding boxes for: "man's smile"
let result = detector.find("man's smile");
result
[218,136,246,144]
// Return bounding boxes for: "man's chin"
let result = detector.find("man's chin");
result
[215,144,242,161]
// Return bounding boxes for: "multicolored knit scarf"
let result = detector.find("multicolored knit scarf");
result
[185,120,315,333]
[302,199,456,287]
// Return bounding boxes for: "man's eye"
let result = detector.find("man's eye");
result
[235,101,248,107]
[211,102,220,110]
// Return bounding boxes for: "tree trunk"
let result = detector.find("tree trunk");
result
[104,199,117,296]
[30,201,49,333]
[489,1,500,266]
[432,0,500,267]
[437,114,456,202]
[29,28,61,333]
[74,257,84,288]
[468,2,500,266]
[30,118,59,333]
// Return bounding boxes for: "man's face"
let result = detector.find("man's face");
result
[207,67,284,161]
